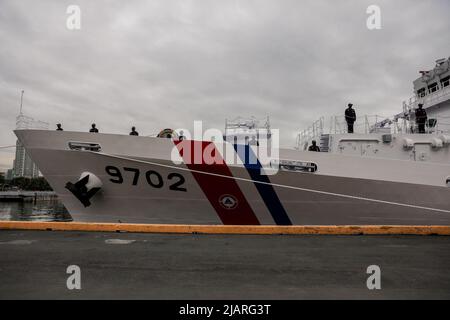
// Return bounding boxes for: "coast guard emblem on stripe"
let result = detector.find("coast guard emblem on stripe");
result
[219,194,238,210]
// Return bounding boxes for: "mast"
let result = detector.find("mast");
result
[19,90,24,115]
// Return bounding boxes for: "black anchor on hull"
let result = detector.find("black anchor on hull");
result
[65,174,101,207]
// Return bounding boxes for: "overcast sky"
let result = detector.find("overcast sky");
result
[0,0,449,172]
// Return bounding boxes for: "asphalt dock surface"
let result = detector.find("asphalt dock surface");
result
[0,230,449,299]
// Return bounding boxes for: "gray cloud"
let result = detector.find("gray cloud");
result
[1,0,449,171]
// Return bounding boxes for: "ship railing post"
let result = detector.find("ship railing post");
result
[338,116,341,133]
[328,116,332,135]
[365,115,368,134]
[225,118,227,137]
[335,116,337,134]
[320,117,324,136]
[338,116,340,134]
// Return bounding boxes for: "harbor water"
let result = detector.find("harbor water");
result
[0,199,72,222]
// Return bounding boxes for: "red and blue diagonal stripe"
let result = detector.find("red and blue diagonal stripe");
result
[175,140,260,225]
[233,144,292,225]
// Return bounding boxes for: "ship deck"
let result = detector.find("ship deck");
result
[1,229,449,299]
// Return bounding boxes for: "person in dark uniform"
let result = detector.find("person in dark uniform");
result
[129,126,139,136]
[415,103,428,134]
[308,140,320,152]
[345,103,356,133]
[56,123,63,131]
[89,123,99,133]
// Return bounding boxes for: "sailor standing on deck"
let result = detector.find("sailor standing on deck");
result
[345,103,356,133]
[89,123,99,133]
[56,123,63,131]
[415,103,428,134]
[308,140,320,152]
[129,126,139,136]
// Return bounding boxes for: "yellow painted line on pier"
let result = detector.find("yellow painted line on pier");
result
[0,221,449,235]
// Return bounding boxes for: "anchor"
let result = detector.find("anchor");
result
[65,172,102,207]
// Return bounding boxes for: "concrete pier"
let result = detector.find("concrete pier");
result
[0,230,449,299]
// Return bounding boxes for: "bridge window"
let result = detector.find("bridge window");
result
[428,82,438,94]
[417,87,426,98]
[441,76,450,88]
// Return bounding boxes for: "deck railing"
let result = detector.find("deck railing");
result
[296,115,389,150]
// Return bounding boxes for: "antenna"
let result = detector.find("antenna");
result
[19,90,24,115]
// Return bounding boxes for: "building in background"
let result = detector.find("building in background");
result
[5,169,14,181]
[10,91,49,179]
[12,113,49,178]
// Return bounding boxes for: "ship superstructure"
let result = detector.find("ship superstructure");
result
[296,57,450,164]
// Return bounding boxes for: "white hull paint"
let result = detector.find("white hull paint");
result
[15,130,450,225]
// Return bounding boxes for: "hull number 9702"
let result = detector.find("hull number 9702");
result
[105,166,187,192]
